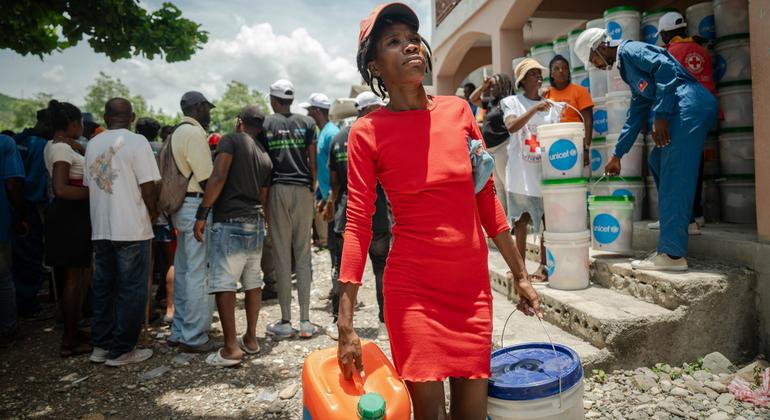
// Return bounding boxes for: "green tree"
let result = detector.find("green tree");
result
[1,1,207,63]
[210,81,270,134]
[83,72,178,127]
[11,93,53,131]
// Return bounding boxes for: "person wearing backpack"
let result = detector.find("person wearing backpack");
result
[162,91,217,353]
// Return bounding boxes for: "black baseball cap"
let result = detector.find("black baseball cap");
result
[238,105,265,123]
[180,91,215,110]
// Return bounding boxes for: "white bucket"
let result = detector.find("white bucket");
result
[590,138,608,178]
[604,6,641,41]
[718,175,755,224]
[606,133,644,177]
[703,177,721,222]
[606,65,630,94]
[642,8,676,46]
[553,36,569,62]
[718,81,753,128]
[713,0,749,38]
[592,98,608,137]
[532,43,556,78]
[568,29,585,69]
[544,230,591,290]
[586,18,605,30]
[590,177,645,221]
[572,67,590,93]
[703,134,720,177]
[718,127,754,175]
[714,34,751,83]
[538,123,585,180]
[645,176,659,220]
[687,2,716,40]
[606,91,632,135]
[588,68,608,100]
[542,178,588,233]
[589,195,634,254]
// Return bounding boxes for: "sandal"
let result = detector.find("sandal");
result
[237,336,260,354]
[205,349,241,367]
[60,341,92,358]
[529,265,549,283]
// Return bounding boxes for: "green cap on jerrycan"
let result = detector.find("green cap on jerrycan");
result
[357,392,386,419]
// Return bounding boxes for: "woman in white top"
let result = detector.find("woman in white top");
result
[500,59,563,282]
[43,100,91,357]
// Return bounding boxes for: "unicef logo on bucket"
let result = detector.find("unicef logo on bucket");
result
[642,24,658,44]
[581,77,590,90]
[607,21,623,40]
[591,149,603,171]
[593,213,621,244]
[546,249,555,277]
[594,110,608,134]
[714,55,726,82]
[699,15,716,40]
[548,139,578,171]
[612,188,633,198]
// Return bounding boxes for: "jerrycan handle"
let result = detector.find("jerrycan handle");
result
[351,364,366,395]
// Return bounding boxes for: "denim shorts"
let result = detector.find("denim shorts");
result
[207,218,265,294]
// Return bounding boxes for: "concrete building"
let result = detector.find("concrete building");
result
[429,0,770,362]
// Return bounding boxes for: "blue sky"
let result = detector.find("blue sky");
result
[0,0,431,114]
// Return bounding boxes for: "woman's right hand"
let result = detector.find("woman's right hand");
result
[535,101,552,113]
[337,328,363,380]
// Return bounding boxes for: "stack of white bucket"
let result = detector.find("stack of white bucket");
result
[538,122,590,290]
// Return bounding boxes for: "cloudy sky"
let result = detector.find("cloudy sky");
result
[0,0,431,115]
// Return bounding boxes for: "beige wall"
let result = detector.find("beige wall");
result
[750,0,770,243]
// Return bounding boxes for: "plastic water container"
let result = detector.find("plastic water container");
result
[590,137,608,178]
[572,67,590,93]
[543,230,591,290]
[645,176,659,220]
[532,43,556,78]
[606,65,629,94]
[589,195,634,254]
[703,133,720,177]
[553,36,569,62]
[586,18,605,30]
[714,34,751,83]
[606,133,644,177]
[606,91,632,135]
[568,29,585,69]
[703,177,721,222]
[718,127,754,175]
[718,175,755,224]
[592,98,608,137]
[589,68,608,100]
[713,0,749,38]
[542,178,588,233]
[604,6,641,41]
[538,123,585,180]
[642,8,676,45]
[718,81,753,128]
[302,341,411,420]
[488,343,585,420]
[591,176,645,221]
[687,2,716,40]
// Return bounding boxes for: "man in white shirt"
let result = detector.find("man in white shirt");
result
[84,98,161,366]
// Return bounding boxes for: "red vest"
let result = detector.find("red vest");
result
[666,37,716,95]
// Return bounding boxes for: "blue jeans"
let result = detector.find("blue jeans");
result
[207,219,266,293]
[12,203,44,316]
[91,240,150,358]
[170,197,213,346]
[0,241,17,336]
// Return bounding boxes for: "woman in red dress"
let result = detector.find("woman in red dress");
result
[337,3,543,419]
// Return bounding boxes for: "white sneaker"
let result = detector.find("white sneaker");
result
[299,321,318,339]
[695,216,705,228]
[647,221,660,230]
[631,252,688,272]
[376,322,389,341]
[89,347,109,363]
[104,348,153,367]
[325,321,339,341]
[688,222,701,235]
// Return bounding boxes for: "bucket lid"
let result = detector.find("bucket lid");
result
[717,80,752,89]
[357,393,386,419]
[718,127,753,135]
[532,43,554,51]
[715,33,750,44]
[554,36,568,44]
[604,5,641,17]
[569,28,585,36]
[592,136,607,143]
[642,7,676,18]
[543,230,591,242]
[573,66,586,72]
[589,195,635,203]
[542,177,588,186]
[593,176,643,183]
[537,122,584,132]
[489,343,583,401]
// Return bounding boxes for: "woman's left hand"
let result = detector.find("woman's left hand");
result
[514,277,543,318]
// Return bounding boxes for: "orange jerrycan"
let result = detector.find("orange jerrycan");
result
[302,340,411,419]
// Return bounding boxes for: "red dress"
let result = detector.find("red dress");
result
[339,95,510,382]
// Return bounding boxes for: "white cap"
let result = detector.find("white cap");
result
[354,91,385,111]
[574,28,609,68]
[299,93,331,110]
[269,79,295,99]
[658,12,687,34]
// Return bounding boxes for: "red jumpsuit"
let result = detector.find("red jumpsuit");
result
[339,96,509,381]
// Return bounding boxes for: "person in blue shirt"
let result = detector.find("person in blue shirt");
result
[1,133,27,345]
[575,28,718,272]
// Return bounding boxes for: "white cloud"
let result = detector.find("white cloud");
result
[41,65,65,83]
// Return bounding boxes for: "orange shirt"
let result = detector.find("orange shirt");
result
[544,83,594,123]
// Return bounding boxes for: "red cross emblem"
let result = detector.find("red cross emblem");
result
[525,135,540,152]
[638,79,648,92]
[685,52,704,73]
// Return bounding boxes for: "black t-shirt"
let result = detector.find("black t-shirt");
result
[261,113,316,186]
[213,133,273,222]
[481,98,509,148]
[329,125,390,234]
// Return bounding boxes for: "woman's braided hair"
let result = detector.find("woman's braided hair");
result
[489,73,513,100]
[356,17,433,99]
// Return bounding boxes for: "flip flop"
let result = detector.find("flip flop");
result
[237,336,260,354]
[205,349,241,367]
